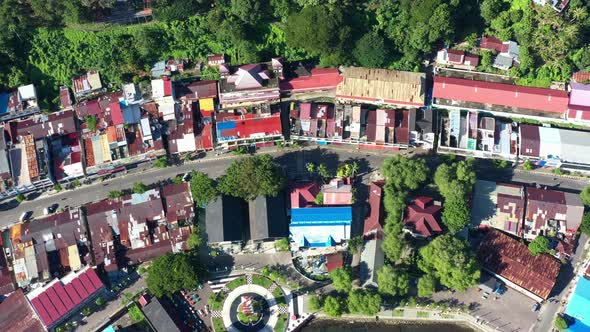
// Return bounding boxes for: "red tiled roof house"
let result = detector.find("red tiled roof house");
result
[403,197,443,238]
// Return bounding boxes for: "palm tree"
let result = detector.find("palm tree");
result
[306,162,315,173]
[351,161,359,177]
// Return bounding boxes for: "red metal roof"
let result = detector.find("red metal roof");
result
[447,49,464,63]
[434,76,569,114]
[279,68,342,93]
[290,182,319,208]
[110,101,124,125]
[29,267,103,327]
[478,229,560,300]
[325,252,344,272]
[481,36,503,52]
[364,182,385,236]
[403,197,442,237]
[163,78,173,96]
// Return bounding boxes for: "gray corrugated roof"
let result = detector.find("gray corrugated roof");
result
[205,195,244,243]
[360,238,384,288]
[143,297,181,332]
[249,196,270,240]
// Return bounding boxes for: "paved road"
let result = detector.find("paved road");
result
[532,233,589,332]
[2,147,589,230]
[0,147,391,229]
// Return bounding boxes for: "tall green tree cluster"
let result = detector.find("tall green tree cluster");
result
[418,234,480,291]
[434,159,476,233]
[218,154,286,201]
[380,156,429,262]
[146,252,205,297]
[481,0,590,86]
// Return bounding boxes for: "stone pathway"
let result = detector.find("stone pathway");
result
[246,274,253,285]
[268,282,278,293]
[211,310,223,318]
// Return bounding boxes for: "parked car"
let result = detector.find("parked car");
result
[531,302,540,311]
[19,211,32,222]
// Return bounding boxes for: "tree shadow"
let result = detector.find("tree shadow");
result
[0,198,20,211]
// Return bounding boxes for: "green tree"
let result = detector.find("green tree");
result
[528,236,550,256]
[580,213,590,236]
[71,179,81,188]
[218,155,285,201]
[523,159,534,170]
[285,5,350,62]
[189,171,218,207]
[381,220,407,262]
[314,192,324,205]
[554,314,569,330]
[418,234,480,291]
[347,236,363,254]
[153,157,168,168]
[230,0,268,25]
[308,294,322,311]
[347,289,382,315]
[317,163,331,180]
[323,295,343,317]
[81,307,92,316]
[329,267,352,293]
[86,116,98,132]
[128,304,145,322]
[480,0,508,24]
[16,193,26,203]
[133,182,148,194]
[417,274,437,298]
[146,252,203,297]
[54,183,62,192]
[200,66,221,81]
[108,190,124,199]
[95,296,105,306]
[377,265,410,297]
[580,187,590,206]
[152,0,210,21]
[442,193,471,233]
[275,237,290,251]
[353,32,388,68]
[187,226,204,250]
[381,156,429,192]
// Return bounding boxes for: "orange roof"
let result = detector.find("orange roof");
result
[106,126,117,144]
[10,224,21,241]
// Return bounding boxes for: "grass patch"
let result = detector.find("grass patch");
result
[272,287,287,305]
[274,314,288,332]
[417,311,429,318]
[212,317,226,332]
[392,309,404,317]
[441,313,453,319]
[252,275,273,288]
[226,277,246,290]
[209,292,226,311]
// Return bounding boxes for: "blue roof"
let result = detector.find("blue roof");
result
[217,121,236,131]
[566,277,590,332]
[0,93,9,114]
[101,326,116,332]
[291,207,352,225]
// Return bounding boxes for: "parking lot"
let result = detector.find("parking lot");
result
[432,278,540,332]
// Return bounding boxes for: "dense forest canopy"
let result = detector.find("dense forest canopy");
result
[1,0,589,108]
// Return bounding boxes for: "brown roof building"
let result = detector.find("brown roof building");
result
[0,289,45,332]
[478,229,561,302]
[336,67,425,107]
